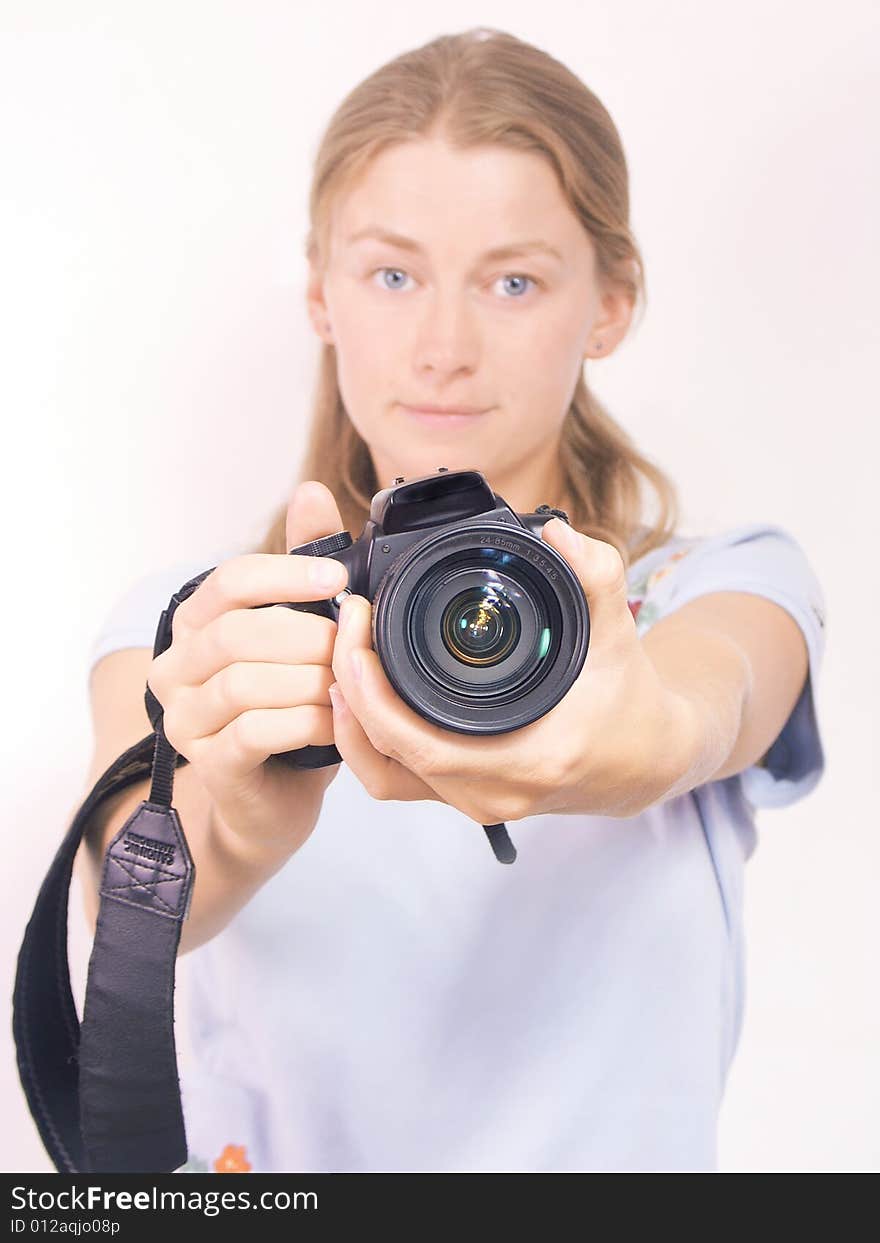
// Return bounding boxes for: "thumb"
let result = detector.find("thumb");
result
[541,517,634,645]
[285,479,347,555]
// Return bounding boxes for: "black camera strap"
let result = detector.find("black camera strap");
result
[13,570,213,1173]
[14,557,517,1173]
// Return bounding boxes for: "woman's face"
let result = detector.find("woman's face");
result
[307,136,632,504]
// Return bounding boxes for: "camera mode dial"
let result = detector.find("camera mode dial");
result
[535,503,571,523]
[289,530,353,558]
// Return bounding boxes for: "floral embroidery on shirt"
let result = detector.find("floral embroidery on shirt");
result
[214,1143,252,1173]
[646,546,692,589]
[628,545,695,635]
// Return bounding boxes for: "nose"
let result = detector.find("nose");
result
[412,286,481,378]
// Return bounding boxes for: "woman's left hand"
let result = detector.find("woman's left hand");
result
[328,518,695,824]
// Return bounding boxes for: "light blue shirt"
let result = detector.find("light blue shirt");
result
[88,522,827,1173]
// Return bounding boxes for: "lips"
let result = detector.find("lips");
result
[399,403,490,415]
[399,403,493,429]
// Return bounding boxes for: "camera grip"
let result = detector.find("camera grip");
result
[265,596,343,771]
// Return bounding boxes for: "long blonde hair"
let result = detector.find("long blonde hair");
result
[253,27,680,570]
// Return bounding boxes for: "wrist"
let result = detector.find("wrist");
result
[642,625,752,807]
[654,679,748,807]
[207,801,296,872]
[205,766,333,870]
[649,689,706,807]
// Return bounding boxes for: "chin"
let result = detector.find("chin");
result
[395,449,489,478]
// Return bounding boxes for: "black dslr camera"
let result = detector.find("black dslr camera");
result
[276,468,591,798]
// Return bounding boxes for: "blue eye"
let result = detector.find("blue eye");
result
[370,267,539,298]
[494,274,536,298]
[372,267,412,292]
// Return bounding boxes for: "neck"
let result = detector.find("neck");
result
[369,444,573,522]
[486,460,572,519]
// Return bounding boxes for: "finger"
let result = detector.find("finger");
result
[195,703,336,782]
[173,662,336,741]
[286,478,347,554]
[331,594,459,778]
[540,518,634,649]
[171,551,349,640]
[328,683,439,803]
[158,605,336,689]
[173,478,348,637]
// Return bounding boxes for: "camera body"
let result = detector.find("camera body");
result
[276,467,590,770]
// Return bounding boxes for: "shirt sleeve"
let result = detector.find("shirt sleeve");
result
[637,523,827,810]
[88,555,225,673]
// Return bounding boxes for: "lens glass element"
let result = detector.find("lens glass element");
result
[441,584,520,666]
[372,527,589,735]
[404,548,556,697]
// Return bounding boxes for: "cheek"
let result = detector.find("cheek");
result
[330,303,403,435]
[495,320,583,411]
[331,300,397,388]
[328,276,392,352]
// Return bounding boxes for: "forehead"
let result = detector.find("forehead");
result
[329,138,589,257]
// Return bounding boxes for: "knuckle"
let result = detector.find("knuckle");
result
[230,710,257,759]
[511,796,534,822]
[160,700,185,751]
[217,662,247,716]
[458,790,491,824]
[362,773,390,801]
[456,796,484,823]
[494,798,520,824]
[369,732,395,764]
[597,543,627,591]
[171,598,196,642]
[211,557,243,601]
[403,742,438,779]
[467,798,500,825]
[180,733,205,768]
[489,790,531,823]
[147,653,167,700]
[548,748,575,791]
[210,611,240,663]
[209,557,253,614]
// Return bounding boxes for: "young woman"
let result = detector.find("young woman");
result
[78,28,827,1173]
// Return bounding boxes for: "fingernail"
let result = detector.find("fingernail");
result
[553,518,578,553]
[328,684,348,714]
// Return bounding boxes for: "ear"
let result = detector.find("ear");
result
[584,284,634,360]
[305,256,334,346]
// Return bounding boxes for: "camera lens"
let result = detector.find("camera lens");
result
[440,584,521,666]
[373,522,589,736]
[407,553,550,698]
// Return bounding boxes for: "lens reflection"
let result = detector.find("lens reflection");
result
[441,584,520,666]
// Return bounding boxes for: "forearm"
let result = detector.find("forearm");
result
[642,623,753,804]
[77,761,301,956]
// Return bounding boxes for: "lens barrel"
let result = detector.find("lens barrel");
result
[372,522,589,735]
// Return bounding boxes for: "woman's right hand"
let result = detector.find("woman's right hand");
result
[146,480,350,859]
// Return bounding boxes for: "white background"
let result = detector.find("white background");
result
[1,0,877,1173]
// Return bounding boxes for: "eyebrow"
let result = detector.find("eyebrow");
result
[345,226,565,265]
